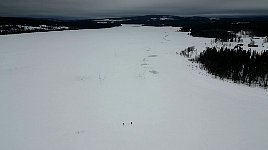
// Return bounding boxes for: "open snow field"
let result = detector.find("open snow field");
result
[1,25,268,150]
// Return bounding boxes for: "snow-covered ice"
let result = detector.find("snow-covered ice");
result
[0,25,268,150]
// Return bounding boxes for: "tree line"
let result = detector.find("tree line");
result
[195,47,268,88]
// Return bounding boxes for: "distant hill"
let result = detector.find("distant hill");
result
[1,15,268,39]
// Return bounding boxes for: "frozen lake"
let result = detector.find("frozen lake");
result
[1,25,268,150]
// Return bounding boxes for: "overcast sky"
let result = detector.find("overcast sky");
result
[0,0,268,18]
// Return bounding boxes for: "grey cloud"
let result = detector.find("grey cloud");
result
[0,0,267,18]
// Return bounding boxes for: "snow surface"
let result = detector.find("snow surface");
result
[0,25,268,150]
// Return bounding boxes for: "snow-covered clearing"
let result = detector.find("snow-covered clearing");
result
[0,25,268,150]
